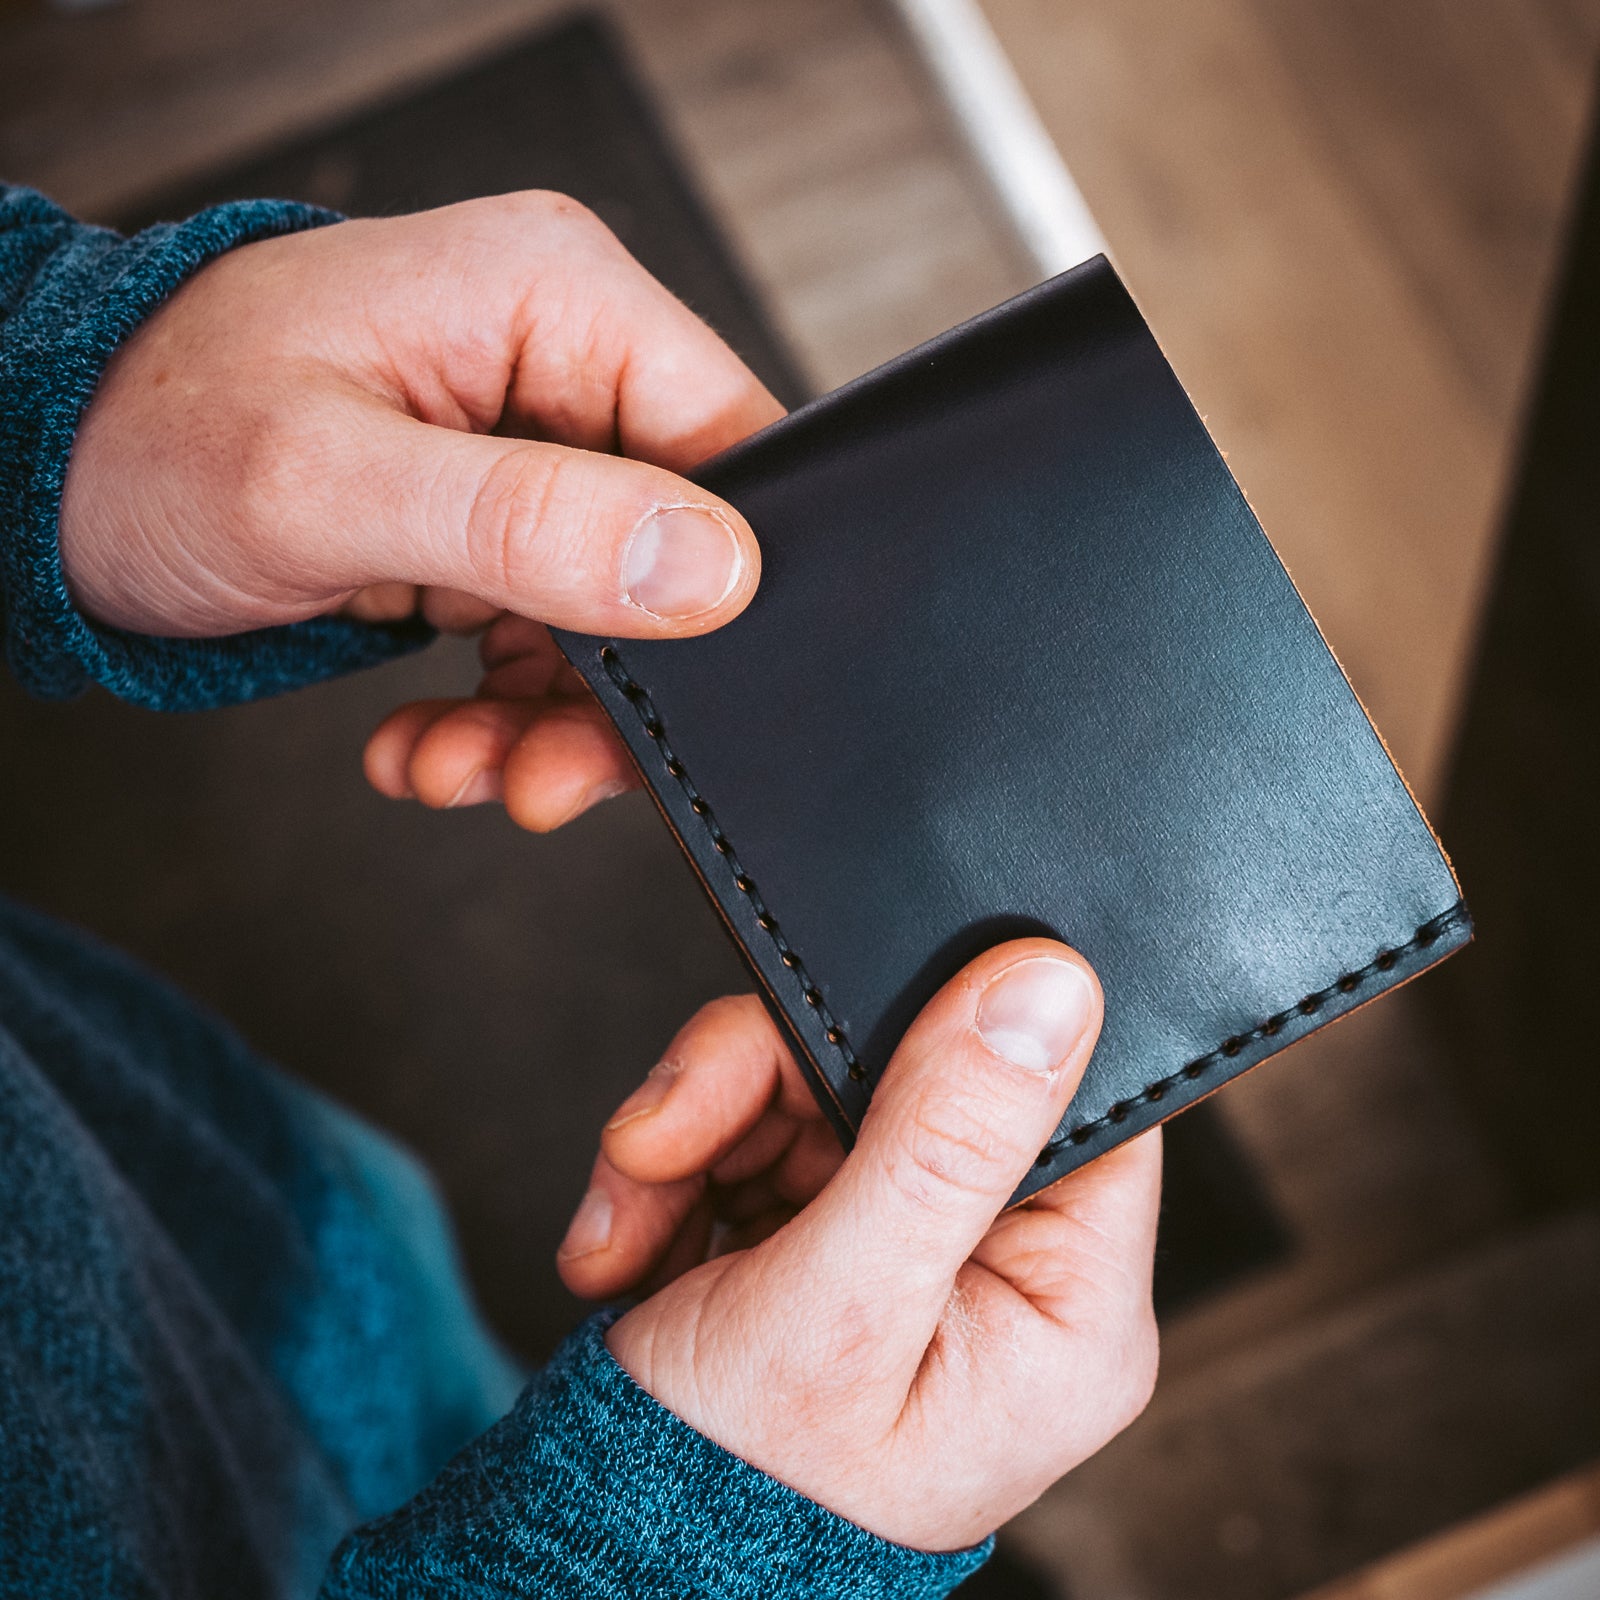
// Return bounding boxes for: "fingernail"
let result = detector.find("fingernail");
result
[584,776,631,810]
[606,1060,679,1130]
[558,1186,613,1260]
[444,767,500,808]
[623,506,743,621]
[554,776,632,829]
[976,957,1095,1074]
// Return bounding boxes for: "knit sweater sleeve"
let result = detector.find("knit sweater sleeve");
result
[320,1312,991,1600]
[0,183,431,710]
[0,183,993,1596]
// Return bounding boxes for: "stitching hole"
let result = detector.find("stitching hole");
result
[1183,1060,1206,1079]
[734,874,753,893]
[1298,996,1321,1016]
[1262,1017,1282,1037]
[1222,1036,1243,1058]
[1337,974,1359,993]
[847,1062,867,1081]
[1070,1125,1094,1145]
[804,988,822,1007]
[757,913,777,932]
[1107,1101,1129,1123]
[781,951,800,969]
[1375,949,1397,971]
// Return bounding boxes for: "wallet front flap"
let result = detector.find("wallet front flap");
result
[557,256,1469,1200]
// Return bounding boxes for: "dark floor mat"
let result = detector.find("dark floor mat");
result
[110,13,809,409]
[5,14,1284,1380]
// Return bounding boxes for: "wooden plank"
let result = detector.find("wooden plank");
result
[617,0,1030,387]
[1297,1464,1600,1600]
[1008,1218,1600,1600]
[978,0,1600,801]
[0,0,1027,392]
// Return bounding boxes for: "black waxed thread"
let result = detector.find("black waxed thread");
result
[596,648,1467,1152]
[1034,903,1469,1165]
[599,647,868,1084]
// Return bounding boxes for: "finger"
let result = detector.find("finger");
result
[500,702,640,831]
[556,1152,704,1301]
[772,1117,847,1205]
[474,617,588,699]
[419,588,501,634]
[709,1105,800,1188]
[480,193,787,469]
[601,994,822,1185]
[363,699,459,798]
[406,698,544,809]
[481,613,558,670]
[636,1194,718,1299]
[478,654,589,702]
[319,405,760,638]
[697,1115,840,1225]
[777,938,1103,1341]
[972,1128,1162,1325]
[712,1168,794,1228]
[717,1205,799,1256]
[342,582,419,622]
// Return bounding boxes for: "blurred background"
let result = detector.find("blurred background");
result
[1,1,1597,1596]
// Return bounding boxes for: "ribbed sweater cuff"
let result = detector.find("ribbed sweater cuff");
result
[322,1312,992,1599]
[0,185,430,710]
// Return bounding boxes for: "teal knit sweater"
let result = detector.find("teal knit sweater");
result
[0,184,989,1599]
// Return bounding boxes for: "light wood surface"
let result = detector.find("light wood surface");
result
[979,0,1600,802]
[1009,1215,1600,1600]
[0,0,1030,390]
[1297,1463,1600,1600]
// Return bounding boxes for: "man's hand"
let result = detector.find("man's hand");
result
[60,193,780,801]
[362,611,643,822]
[560,940,1162,1552]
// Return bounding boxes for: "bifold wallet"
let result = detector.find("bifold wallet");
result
[556,255,1471,1202]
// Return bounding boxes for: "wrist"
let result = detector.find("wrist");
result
[1,188,347,706]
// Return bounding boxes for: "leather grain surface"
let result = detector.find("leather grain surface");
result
[556,256,1469,1201]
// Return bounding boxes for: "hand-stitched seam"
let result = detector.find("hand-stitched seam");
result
[597,644,1468,1156]
[1032,900,1470,1168]
[598,647,867,1084]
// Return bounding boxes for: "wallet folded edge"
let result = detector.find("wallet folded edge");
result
[555,632,1475,1199]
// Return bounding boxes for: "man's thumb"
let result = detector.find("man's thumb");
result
[784,939,1103,1341]
[331,408,760,635]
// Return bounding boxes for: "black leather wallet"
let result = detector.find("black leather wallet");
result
[556,256,1470,1202]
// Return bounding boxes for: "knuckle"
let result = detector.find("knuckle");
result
[1114,1305,1161,1426]
[234,401,324,545]
[890,1083,1021,1209]
[818,1296,880,1379]
[693,993,769,1042]
[519,189,615,245]
[463,449,574,600]
[782,1293,884,1408]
